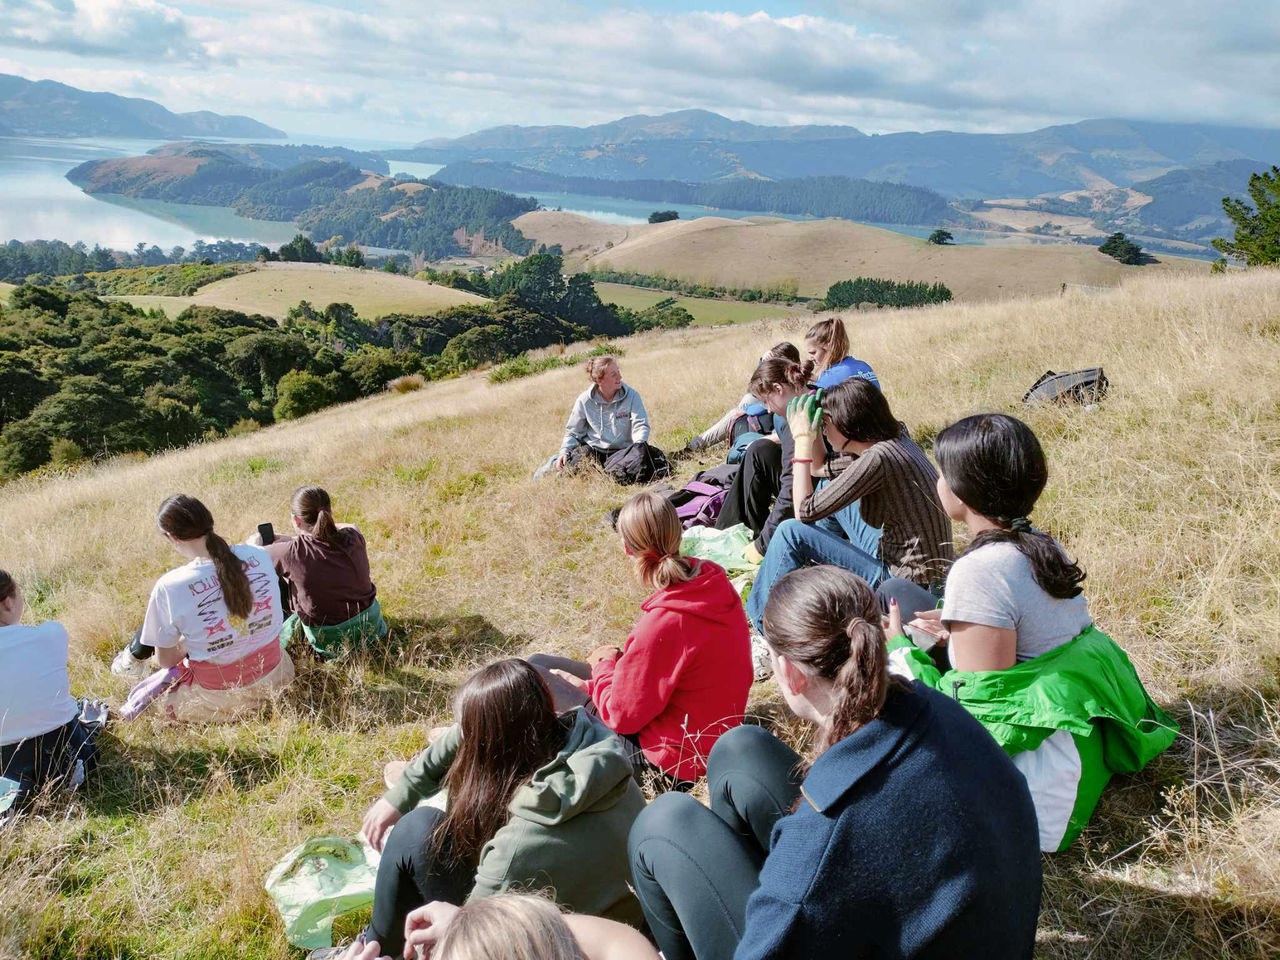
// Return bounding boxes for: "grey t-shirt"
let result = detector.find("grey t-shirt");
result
[941,541,1091,662]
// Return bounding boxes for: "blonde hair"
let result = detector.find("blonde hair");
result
[436,894,585,960]
[618,491,696,591]
[584,356,617,382]
[805,317,849,374]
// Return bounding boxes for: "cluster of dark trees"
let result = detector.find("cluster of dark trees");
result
[0,255,683,475]
[1213,165,1280,266]
[585,267,801,303]
[822,277,953,309]
[649,210,680,223]
[433,162,953,225]
[1098,232,1143,264]
[0,238,269,283]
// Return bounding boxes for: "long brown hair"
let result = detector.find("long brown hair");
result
[617,491,695,591]
[822,377,900,444]
[156,494,252,619]
[749,357,814,398]
[433,660,566,868]
[762,565,904,752]
[291,485,342,549]
[805,317,849,374]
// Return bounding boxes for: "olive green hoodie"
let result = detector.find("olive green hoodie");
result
[382,708,646,926]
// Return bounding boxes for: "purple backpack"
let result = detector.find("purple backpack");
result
[674,481,726,529]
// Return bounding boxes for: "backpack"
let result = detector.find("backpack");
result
[727,431,765,465]
[672,481,727,529]
[603,442,671,486]
[1023,368,1109,406]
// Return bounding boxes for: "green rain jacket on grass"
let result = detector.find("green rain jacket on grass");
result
[382,708,646,926]
[887,625,1177,852]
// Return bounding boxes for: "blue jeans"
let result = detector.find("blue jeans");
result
[812,480,882,558]
[746,518,891,631]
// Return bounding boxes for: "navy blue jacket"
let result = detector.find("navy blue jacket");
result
[735,682,1041,960]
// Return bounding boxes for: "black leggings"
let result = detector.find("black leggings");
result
[627,724,804,960]
[715,438,782,542]
[364,805,475,956]
[0,715,98,811]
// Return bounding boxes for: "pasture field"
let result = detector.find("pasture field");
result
[0,282,14,304]
[113,263,489,319]
[516,210,1208,303]
[593,281,806,326]
[1,269,1278,958]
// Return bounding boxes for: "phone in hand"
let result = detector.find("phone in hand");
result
[257,522,275,545]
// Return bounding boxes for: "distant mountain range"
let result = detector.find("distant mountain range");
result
[391,110,1280,201]
[0,73,284,139]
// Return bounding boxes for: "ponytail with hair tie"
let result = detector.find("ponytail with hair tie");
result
[1008,517,1033,533]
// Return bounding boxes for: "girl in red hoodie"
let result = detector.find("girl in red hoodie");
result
[540,491,753,789]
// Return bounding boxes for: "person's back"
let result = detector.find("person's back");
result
[739,682,1040,959]
[270,527,375,627]
[814,354,879,390]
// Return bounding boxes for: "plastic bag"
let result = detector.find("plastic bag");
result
[681,523,759,575]
[265,835,380,949]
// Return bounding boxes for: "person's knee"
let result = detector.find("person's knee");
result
[876,577,928,615]
[707,724,776,778]
[526,653,554,670]
[383,805,443,863]
[774,518,804,545]
[628,792,705,868]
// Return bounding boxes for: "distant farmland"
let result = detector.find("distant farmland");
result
[593,282,804,326]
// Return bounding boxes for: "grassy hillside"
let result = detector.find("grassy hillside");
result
[115,263,489,319]
[594,282,803,326]
[3,269,1279,958]
[516,211,1208,302]
[0,281,14,304]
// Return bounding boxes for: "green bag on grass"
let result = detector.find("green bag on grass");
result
[265,836,379,949]
[680,523,759,575]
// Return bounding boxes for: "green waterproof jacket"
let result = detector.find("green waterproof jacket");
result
[887,625,1178,850]
[382,708,646,926]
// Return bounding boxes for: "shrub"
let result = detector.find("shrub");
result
[1099,232,1143,265]
[48,437,87,468]
[648,210,680,223]
[226,418,262,437]
[388,374,426,393]
[927,229,954,245]
[273,370,337,421]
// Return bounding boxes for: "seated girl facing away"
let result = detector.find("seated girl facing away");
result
[627,565,1042,960]
[0,570,103,814]
[110,494,293,723]
[878,414,1177,851]
[260,485,388,660]
[746,377,953,632]
[354,660,646,959]
[333,893,659,960]
[805,316,879,390]
[531,491,753,789]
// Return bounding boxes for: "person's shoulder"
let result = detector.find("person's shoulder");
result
[0,620,68,644]
[233,542,272,565]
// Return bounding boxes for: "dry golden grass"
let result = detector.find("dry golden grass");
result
[2,268,1279,958]
[516,210,1208,302]
[113,262,488,319]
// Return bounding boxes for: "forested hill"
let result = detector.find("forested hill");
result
[0,73,283,139]
[65,144,538,259]
[433,162,951,225]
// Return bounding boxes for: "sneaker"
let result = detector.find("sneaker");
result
[110,646,151,680]
[68,759,86,792]
[750,628,774,683]
[305,947,349,960]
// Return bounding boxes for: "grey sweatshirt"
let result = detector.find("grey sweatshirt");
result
[559,383,651,455]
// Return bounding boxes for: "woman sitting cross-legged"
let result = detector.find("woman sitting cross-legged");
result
[627,565,1043,960]
[530,491,753,789]
[534,356,654,480]
[877,413,1178,851]
[257,485,388,660]
[745,378,953,633]
[110,494,293,723]
[0,569,104,814]
[354,659,647,959]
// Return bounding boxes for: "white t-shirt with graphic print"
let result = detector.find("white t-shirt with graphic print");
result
[138,544,283,666]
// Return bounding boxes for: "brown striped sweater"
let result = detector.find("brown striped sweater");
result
[798,428,954,584]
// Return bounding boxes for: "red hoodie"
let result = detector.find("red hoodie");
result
[588,559,753,782]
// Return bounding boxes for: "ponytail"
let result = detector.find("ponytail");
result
[155,494,252,619]
[805,317,849,374]
[749,357,814,398]
[291,485,344,550]
[761,565,904,753]
[617,491,696,591]
[935,414,1086,599]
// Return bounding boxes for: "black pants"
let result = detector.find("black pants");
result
[0,715,98,811]
[526,654,693,793]
[716,438,781,544]
[628,724,804,960]
[364,805,475,956]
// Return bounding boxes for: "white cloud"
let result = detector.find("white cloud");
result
[0,0,1276,140]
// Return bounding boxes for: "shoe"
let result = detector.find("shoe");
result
[383,760,408,790]
[110,646,152,680]
[750,628,774,683]
[305,947,349,960]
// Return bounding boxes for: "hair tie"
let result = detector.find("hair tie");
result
[1008,517,1033,533]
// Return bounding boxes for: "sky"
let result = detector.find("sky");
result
[1,0,1278,144]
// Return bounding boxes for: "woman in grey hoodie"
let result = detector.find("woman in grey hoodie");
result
[534,357,651,479]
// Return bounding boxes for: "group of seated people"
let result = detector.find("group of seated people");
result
[0,314,1177,959]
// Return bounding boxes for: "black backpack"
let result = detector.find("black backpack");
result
[1023,368,1109,406]
[603,442,672,486]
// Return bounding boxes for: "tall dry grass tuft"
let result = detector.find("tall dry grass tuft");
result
[1,269,1279,957]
